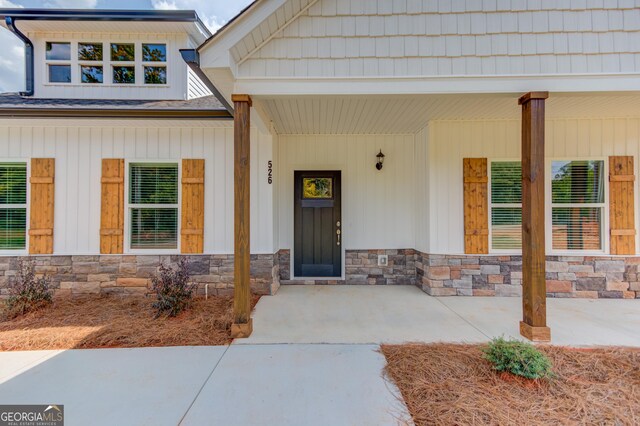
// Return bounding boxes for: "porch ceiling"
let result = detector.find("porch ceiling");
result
[254,92,640,135]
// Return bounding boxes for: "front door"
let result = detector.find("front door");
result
[294,171,342,277]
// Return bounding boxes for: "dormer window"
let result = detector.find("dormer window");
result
[46,42,70,60]
[111,43,135,84]
[46,42,71,83]
[78,43,103,61]
[44,41,169,86]
[78,43,103,84]
[142,44,166,62]
[111,43,135,62]
[113,66,135,84]
[143,44,167,85]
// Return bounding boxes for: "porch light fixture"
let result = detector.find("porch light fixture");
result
[376,149,385,170]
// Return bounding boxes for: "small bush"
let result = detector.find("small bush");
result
[151,258,197,318]
[3,259,53,320]
[483,337,553,380]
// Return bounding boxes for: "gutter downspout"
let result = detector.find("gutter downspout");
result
[5,17,34,97]
[180,49,233,116]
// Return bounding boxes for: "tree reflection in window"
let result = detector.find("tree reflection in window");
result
[144,66,166,84]
[142,44,166,62]
[78,43,103,61]
[113,66,135,84]
[111,43,135,61]
[81,66,103,83]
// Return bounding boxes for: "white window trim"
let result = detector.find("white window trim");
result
[45,41,72,84]
[78,41,105,85]
[546,157,609,256]
[141,43,168,86]
[0,159,30,256]
[488,158,523,255]
[124,159,181,255]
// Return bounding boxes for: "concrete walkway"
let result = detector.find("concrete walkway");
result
[242,285,640,347]
[0,345,410,426]
[1,285,638,426]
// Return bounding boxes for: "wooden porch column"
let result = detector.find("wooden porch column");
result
[231,94,252,338]
[519,92,551,342]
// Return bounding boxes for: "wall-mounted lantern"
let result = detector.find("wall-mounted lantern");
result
[375,149,385,170]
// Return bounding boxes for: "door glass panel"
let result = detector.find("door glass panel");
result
[303,178,332,199]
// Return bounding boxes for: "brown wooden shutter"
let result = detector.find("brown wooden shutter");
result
[29,158,55,254]
[463,158,489,254]
[100,159,125,254]
[609,156,636,255]
[181,159,205,253]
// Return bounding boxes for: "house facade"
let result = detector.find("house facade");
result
[1,1,640,340]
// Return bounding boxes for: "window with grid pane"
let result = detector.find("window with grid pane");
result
[129,163,178,249]
[0,163,27,250]
[551,160,604,251]
[490,161,522,250]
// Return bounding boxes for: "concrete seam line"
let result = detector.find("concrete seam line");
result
[178,345,231,425]
[433,298,491,340]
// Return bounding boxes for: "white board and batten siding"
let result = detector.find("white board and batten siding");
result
[237,0,640,78]
[31,32,192,100]
[0,120,275,255]
[187,68,213,99]
[276,134,416,250]
[428,117,640,255]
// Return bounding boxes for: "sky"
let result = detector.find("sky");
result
[0,0,254,92]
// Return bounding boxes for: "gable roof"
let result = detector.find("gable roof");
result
[198,0,315,69]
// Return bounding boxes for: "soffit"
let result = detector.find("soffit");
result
[256,93,640,134]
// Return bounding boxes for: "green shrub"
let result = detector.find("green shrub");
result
[151,258,196,318]
[3,259,53,320]
[483,337,553,380]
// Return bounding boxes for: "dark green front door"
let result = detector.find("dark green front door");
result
[294,171,342,277]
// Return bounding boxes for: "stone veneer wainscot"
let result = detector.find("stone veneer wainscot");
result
[0,251,638,299]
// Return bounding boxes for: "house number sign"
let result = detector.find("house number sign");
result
[267,161,273,184]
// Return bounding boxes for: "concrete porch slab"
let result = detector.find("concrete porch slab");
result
[239,285,487,344]
[181,344,410,426]
[242,285,640,347]
[439,296,640,347]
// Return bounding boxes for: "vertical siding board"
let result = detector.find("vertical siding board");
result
[77,129,91,253]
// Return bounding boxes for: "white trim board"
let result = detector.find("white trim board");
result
[235,74,640,96]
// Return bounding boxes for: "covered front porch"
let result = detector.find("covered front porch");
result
[228,91,640,342]
[239,285,640,347]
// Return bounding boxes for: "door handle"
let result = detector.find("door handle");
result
[337,229,341,246]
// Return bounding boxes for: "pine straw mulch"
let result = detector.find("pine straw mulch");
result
[381,343,640,426]
[0,294,260,351]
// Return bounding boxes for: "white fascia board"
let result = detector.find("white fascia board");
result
[235,73,640,96]
[198,0,289,69]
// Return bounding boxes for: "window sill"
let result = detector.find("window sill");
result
[0,250,28,256]
[125,249,180,255]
